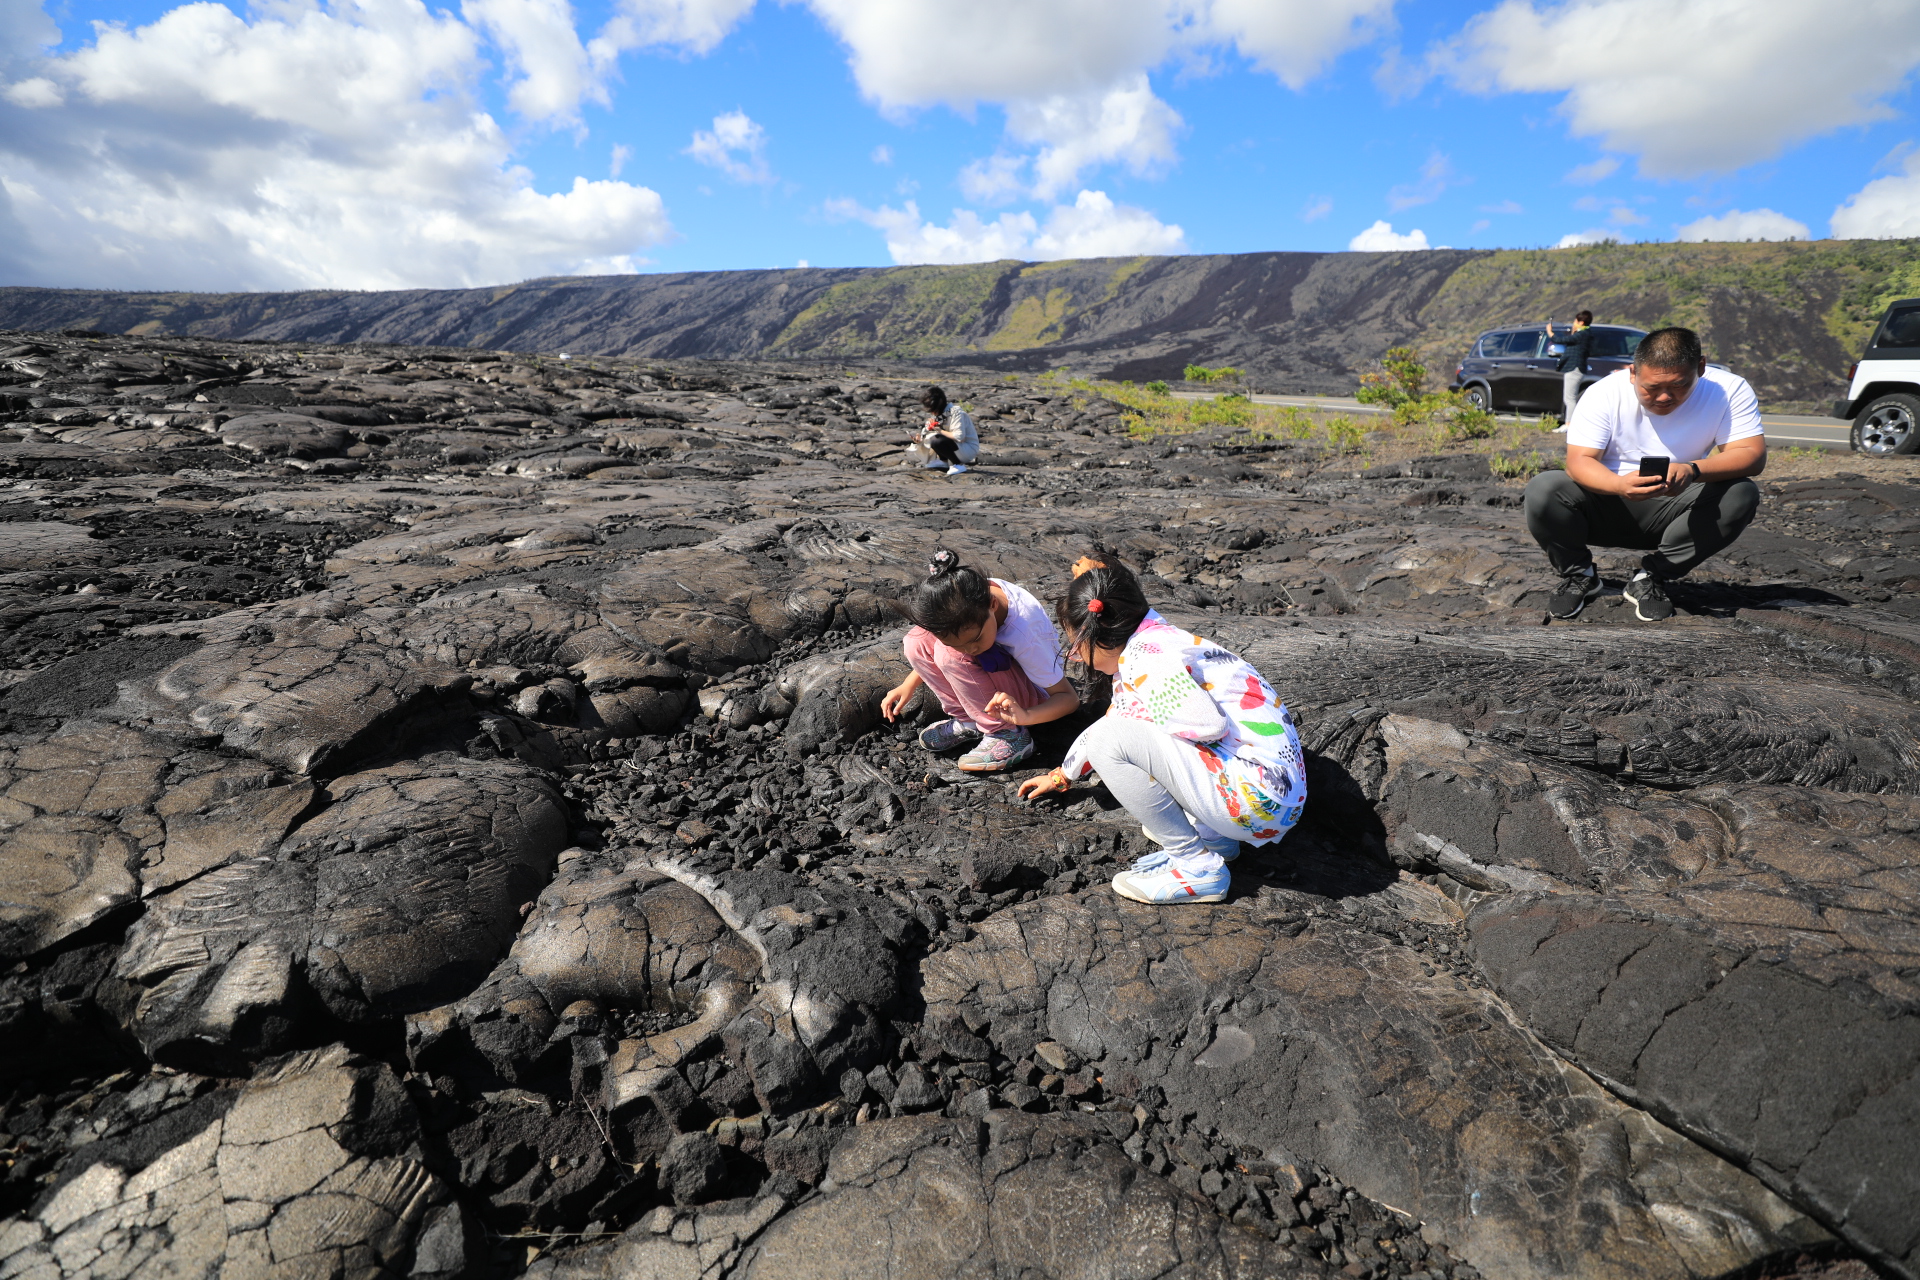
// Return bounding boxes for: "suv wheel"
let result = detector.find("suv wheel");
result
[1852,393,1920,455]
[1462,384,1491,412]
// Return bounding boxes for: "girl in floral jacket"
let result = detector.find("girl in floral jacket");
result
[1018,558,1306,903]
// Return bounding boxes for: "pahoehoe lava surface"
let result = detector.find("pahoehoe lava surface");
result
[0,326,1913,1280]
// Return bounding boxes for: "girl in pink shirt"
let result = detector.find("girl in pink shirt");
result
[880,549,1080,772]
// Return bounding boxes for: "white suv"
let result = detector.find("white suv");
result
[1834,297,1920,454]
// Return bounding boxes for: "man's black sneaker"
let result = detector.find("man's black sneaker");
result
[1624,571,1675,622]
[1548,566,1601,618]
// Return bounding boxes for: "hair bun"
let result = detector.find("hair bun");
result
[926,549,958,577]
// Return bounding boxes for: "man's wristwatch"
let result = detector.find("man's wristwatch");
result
[1687,462,1702,482]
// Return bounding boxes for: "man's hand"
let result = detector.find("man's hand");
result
[1627,461,1709,500]
[880,681,913,722]
[1660,461,1697,496]
[1621,469,1670,501]
[983,691,1025,726]
[1016,769,1070,800]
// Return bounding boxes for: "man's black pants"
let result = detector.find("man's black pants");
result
[1523,470,1760,578]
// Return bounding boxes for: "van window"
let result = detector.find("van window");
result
[1495,331,1541,357]
[1878,306,1920,348]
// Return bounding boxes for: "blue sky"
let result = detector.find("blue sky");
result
[3,0,1919,289]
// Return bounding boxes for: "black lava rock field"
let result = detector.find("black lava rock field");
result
[0,328,1914,1280]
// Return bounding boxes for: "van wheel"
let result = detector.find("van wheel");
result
[1463,384,1491,412]
[1852,394,1920,455]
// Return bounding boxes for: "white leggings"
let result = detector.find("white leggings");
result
[1080,716,1253,876]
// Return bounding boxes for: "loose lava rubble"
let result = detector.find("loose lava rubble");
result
[0,327,1912,1280]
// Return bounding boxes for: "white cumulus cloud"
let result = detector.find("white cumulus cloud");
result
[1554,229,1614,247]
[1443,0,1920,176]
[1676,208,1808,242]
[1,0,58,58]
[959,153,1028,204]
[826,199,1036,265]
[1005,75,1183,199]
[1348,220,1429,251]
[1031,189,1186,257]
[0,0,672,290]
[1832,149,1920,240]
[828,188,1183,265]
[589,0,755,61]
[686,110,773,183]
[808,0,1397,202]
[1199,0,1396,89]
[803,0,1175,109]
[462,0,606,123]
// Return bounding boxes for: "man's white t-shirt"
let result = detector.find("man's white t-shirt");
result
[1566,365,1764,475]
[991,579,1065,687]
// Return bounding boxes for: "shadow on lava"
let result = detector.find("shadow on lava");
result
[1225,750,1396,903]
[1679,580,1854,617]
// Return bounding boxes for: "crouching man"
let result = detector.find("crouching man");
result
[1525,326,1766,622]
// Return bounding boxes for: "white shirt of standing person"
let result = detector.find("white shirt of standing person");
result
[1566,365,1764,475]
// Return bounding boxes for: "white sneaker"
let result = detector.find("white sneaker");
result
[1111,862,1230,904]
[946,464,969,475]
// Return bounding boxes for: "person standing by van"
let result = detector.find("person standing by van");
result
[1557,310,1595,423]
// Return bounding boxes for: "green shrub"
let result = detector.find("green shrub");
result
[1490,451,1553,480]
[1356,347,1428,407]
[1191,396,1255,428]
[1145,380,1170,395]
[1385,389,1497,441]
[1182,364,1244,385]
[1278,407,1316,439]
[1325,415,1368,452]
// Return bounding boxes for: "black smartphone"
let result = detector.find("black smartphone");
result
[1638,455,1671,478]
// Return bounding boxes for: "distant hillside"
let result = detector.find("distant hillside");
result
[4,239,1918,409]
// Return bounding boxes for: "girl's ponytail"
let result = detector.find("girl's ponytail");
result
[900,546,992,636]
[1058,556,1150,661]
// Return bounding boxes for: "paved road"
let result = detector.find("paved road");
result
[1173,391,1854,451]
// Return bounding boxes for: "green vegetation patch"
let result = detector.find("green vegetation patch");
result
[770,262,1014,358]
[984,287,1073,351]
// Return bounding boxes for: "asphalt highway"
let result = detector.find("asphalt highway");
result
[1172,391,1854,451]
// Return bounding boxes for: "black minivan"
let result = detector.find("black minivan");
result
[1450,323,1646,413]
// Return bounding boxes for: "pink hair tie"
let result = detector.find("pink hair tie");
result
[1087,599,1105,613]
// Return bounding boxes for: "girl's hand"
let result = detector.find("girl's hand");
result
[1017,769,1070,800]
[983,691,1025,726]
[880,682,912,722]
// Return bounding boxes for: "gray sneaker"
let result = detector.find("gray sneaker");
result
[918,719,981,753]
[1624,571,1674,622]
[956,726,1034,772]
[1547,565,1601,618]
